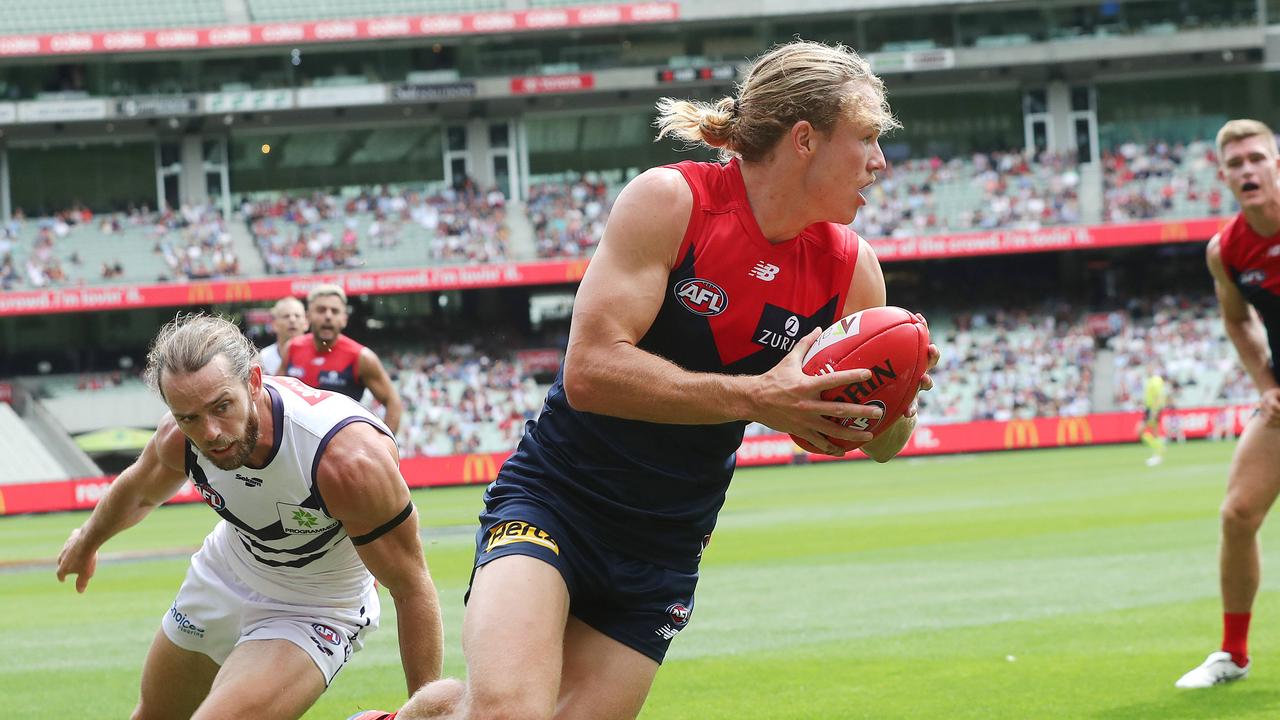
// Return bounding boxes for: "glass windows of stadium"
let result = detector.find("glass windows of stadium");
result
[227,126,445,194]
[524,109,715,183]
[8,142,155,215]
[879,90,1023,159]
[1095,73,1263,148]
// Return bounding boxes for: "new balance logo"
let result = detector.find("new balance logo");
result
[235,473,263,488]
[748,262,780,281]
[654,624,681,640]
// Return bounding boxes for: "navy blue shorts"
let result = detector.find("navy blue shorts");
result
[468,498,698,664]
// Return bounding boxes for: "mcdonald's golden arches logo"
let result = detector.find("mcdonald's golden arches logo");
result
[1003,419,1040,449]
[564,259,590,281]
[187,283,216,304]
[1159,222,1188,242]
[462,454,499,484]
[225,282,254,302]
[1056,417,1093,446]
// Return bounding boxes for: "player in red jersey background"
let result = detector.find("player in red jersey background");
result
[1177,119,1280,688]
[353,40,938,720]
[280,284,403,434]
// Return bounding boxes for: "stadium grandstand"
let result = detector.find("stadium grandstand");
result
[4,1,1280,715]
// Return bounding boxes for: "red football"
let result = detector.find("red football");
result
[789,306,931,453]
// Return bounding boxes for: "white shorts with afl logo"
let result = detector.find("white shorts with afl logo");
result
[160,532,380,685]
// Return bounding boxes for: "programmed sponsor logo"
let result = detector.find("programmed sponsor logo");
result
[673,278,727,316]
[279,503,338,534]
[170,606,206,638]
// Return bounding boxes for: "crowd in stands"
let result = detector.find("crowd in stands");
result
[852,150,1083,239]
[387,342,544,457]
[526,175,612,258]
[0,203,238,290]
[244,182,510,274]
[1102,140,1226,223]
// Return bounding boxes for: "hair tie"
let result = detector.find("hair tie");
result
[731,98,740,118]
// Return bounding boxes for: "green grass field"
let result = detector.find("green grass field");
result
[5,441,1280,718]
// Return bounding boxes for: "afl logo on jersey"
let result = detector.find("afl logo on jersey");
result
[197,485,225,511]
[674,278,728,316]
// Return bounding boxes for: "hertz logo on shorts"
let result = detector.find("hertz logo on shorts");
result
[485,520,560,555]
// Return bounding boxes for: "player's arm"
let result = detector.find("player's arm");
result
[56,415,189,592]
[317,423,441,693]
[562,168,880,455]
[1208,235,1280,424]
[841,239,939,463]
[359,347,403,435]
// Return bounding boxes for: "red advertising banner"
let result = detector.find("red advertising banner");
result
[0,4,678,59]
[865,217,1228,262]
[510,73,596,95]
[0,405,1252,516]
[0,258,591,318]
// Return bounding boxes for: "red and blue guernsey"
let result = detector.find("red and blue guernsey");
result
[283,333,366,402]
[492,158,863,568]
[1218,213,1280,383]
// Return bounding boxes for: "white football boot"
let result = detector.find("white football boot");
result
[1174,651,1250,688]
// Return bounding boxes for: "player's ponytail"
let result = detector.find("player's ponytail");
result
[655,40,899,163]
[655,96,738,151]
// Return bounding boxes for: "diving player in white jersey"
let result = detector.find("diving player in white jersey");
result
[55,314,443,720]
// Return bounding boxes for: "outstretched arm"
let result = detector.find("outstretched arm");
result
[56,415,189,592]
[561,168,882,455]
[318,423,441,693]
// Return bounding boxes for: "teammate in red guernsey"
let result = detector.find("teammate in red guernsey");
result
[1177,119,1280,689]
[368,41,939,720]
[280,284,404,435]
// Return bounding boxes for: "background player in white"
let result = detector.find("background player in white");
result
[55,314,443,719]
[1177,119,1280,688]
[259,296,306,374]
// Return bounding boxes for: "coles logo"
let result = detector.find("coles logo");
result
[666,602,691,627]
[312,623,342,646]
[197,485,225,511]
[674,278,728,316]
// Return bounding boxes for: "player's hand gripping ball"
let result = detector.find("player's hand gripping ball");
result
[790,306,931,453]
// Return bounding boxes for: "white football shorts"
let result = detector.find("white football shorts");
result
[160,534,380,685]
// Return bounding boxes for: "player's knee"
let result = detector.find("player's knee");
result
[1221,498,1265,535]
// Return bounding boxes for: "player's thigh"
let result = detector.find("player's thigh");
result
[1224,417,1280,520]
[134,628,221,720]
[554,617,659,720]
[463,554,571,719]
[191,638,327,720]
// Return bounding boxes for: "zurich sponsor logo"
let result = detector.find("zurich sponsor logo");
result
[674,278,728,316]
